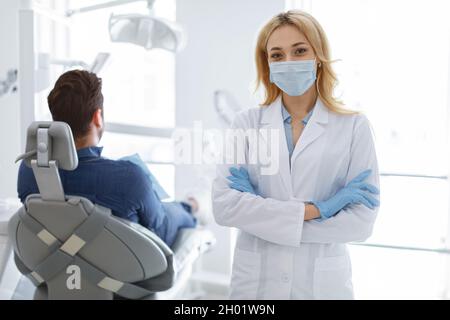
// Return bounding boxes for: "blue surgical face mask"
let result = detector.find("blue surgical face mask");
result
[269,59,317,96]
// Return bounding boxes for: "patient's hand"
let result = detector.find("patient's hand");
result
[186,197,199,213]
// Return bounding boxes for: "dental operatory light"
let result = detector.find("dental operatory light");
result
[67,0,186,53]
[108,13,185,52]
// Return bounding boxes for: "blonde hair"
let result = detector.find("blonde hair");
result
[255,10,356,114]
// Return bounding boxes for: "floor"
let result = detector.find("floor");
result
[11,276,34,300]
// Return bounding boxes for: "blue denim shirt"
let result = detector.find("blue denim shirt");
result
[281,103,314,159]
[17,146,195,246]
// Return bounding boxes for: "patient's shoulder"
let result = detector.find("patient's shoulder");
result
[91,157,145,183]
[106,158,144,176]
[96,159,152,199]
[115,159,150,187]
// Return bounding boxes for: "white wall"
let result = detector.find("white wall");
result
[175,0,285,284]
[0,0,21,198]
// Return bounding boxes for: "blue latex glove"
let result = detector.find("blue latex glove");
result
[312,169,380,220]
[227,167,257,195]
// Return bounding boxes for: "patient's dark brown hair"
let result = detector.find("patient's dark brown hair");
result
[47,70,103,139]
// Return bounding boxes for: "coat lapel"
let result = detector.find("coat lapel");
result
[259,98,293,195]
[290,98,329,165]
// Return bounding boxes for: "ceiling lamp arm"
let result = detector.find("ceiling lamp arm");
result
[66,0,155,17]
[50,58,89,69]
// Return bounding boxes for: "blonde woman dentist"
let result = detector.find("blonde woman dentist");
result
[212,10,380,300]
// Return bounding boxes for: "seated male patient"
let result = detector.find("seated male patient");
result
[17,70,197,247]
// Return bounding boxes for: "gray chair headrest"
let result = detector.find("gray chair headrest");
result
[17,121,78,171]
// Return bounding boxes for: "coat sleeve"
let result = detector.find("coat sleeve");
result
[212,110,305,247]
[300,114,380,243]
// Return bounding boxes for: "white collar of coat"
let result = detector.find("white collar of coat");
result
[260,96,329,126]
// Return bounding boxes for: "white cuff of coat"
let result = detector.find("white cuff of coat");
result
[288,197,305,247]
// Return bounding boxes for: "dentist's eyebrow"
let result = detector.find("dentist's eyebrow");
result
[269,46,283,51]
[292,42,306,47]
[269,42,307,51]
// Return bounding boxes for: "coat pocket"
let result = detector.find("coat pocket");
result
[313,255,354,300]
[229,248,261,300]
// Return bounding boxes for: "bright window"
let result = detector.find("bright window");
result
[33,0,71,121]
[289,0,450,299]
[34,0,177,197]
[69,0,176,128]
[68,0,177,195]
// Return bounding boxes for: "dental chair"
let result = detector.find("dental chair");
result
[8,121,215,300]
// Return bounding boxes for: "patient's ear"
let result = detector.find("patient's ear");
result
[92,109,103,128]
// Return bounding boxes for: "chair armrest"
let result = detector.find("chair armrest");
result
[113,217,216,273]
[112,217,173,256]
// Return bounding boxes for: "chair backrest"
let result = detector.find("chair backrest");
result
[8,121,176,299]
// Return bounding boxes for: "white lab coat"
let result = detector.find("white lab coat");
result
[212,97,380,299]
